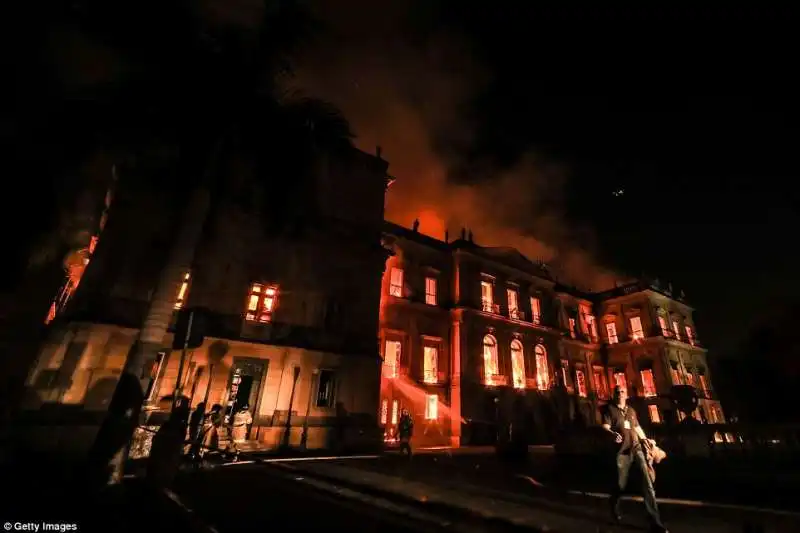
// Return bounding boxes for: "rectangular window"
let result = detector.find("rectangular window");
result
[561,360,573,391]
[585,314,597,340]
[425,394,438,420]
[174,271,191,310]
[658,316,670,337]
[685,325,696,346]
[613,371,627,394]
[389,268,404,297]
[640,369,657,397]
[698,374,710,397]
[425,277,437,305]
[530,297,541,324]
[575,369,587,397]
[670,363,682,385]
[606,322,619,344]
[511,348,526,389]
[507,288,519,318]
[391,400,399,425]
[245,283,278,323]
[423,346,438,384]
[568,318,577,338]
[592,366,607,399]
[145,351,167,401]
[380,399,388,425]
[685,371,695,387]
[316,370,336,408]
[384,340,401,378]
[672,320,681,340]
[648,405,662,423]
[481,281,494,312]
[629,316,644,341]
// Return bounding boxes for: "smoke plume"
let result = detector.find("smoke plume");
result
[296,1,620,291]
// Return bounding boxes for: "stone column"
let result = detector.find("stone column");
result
[449,318,464,447]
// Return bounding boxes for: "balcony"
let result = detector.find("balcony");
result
[509,308,526,321]
[481,301,501,314]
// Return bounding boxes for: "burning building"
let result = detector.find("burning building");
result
[378,221,726,448]
[20,146,724,455]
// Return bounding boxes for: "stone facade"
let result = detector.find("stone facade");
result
[378,223,726,449]
[22,147,392,454]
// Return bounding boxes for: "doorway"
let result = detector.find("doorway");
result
[224,357,269,436]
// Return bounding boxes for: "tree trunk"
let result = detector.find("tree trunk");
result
[86,185,212,487]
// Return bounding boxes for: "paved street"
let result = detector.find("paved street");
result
[173,461,518,533]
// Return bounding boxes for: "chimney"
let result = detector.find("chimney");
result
[376,145,382,158]
[444,230,449,243]
[412,218,420,232]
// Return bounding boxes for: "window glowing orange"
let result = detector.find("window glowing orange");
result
[585,314,597,339]
[672,320,681,340]
[380,399,388,425]
[670,363,682,385]
[561,360,572,391]
[613,372,627,395]
[606,322,619,344]
[568,318,576,338]
[535,344,549,390]
[425,277,437,305]
[640,369,657,397]
[423,346,438,384]
[481,280,494,312]
[389,268,403,297]
[629,316,644,341]
[698,374,710,397]
[530,297,541,324]
[425,394,438,420]
[592,366,607,398]
[685,325,696,346]
[507,289,519,318]
[391,400,399,425]
[482,335,499,385]
[648,405,661,423]
[245,283,279,322]
[174,271,191,310]
[384,340,401,378]
[575,369,587,397]
[510,340,525,389]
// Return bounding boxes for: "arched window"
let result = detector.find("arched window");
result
[510,340,525,389]
[534,344,550,390]
[483,335,499,385]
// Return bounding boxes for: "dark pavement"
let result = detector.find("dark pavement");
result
[173,463,505,533]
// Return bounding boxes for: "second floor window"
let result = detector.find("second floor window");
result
[510,340,525,389]
[672,320,681,340]
[606,322,619,344]
[658,316,670,337]
[585,314,597,339]
[245,283,278,323]
[481,281,494,312]
[389,268,404,297]
[535,344,550,390]
[629,316,644,341]
[316,370,337,408]
[425,277,437,305]
[670,363,682,385]
[685,325,696,346]
[575,369,587,397]
[391,400,399,424]
[640,369,657,397]
[648,405,662,423]
[530,297,541,324]
[380,399,388,425]
[568,318,576,338]
[174,271,191,310]
[698,373,710,397]
[507,288,519,318]
[384,340,401,378]
[423,346,438,384]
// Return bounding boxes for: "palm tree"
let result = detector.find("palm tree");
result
[74,1,355,485]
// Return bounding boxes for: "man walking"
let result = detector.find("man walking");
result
[601,387,669,533]
[398,408,414,457]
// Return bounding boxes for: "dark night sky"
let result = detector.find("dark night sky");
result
[4,3,799,358]
[422,5,800,356]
